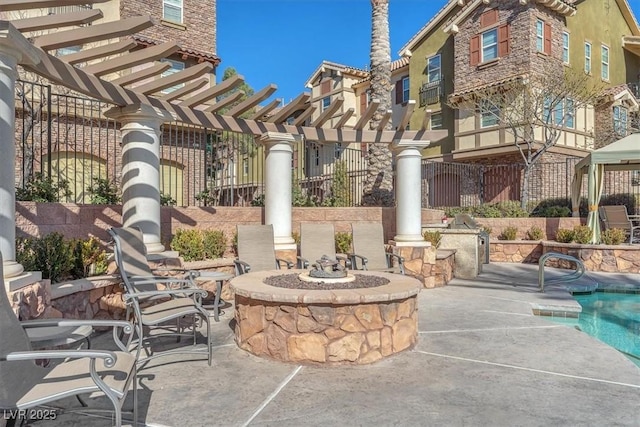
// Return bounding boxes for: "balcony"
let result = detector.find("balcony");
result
[419,80,443,107]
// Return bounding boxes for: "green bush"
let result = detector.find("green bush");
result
[481,226,492,236]
[17,232,75,282]
[555,228,575,243]
[232,231,239,256]
[335,232,352,254]
[600,228,626,245]
[202,230,226,259]
[72,236,108,278]
[601,228,626,245]
[86,177,120,204]
[530,197,587,217]
[525,226,544,240]
[422,230,442,248]
[600,193,637,215]
[499,226,518,240]
[16,172,72,203]
[444,201,528,218]
[170,229,205,261]
[160,192,177,206]
[572,225,592,244]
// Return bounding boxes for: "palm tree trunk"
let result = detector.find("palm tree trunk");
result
[362,0,394,207]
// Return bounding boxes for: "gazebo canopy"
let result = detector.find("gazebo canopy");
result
[571,133,640,243]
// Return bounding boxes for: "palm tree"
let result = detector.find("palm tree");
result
[362,0,394,207]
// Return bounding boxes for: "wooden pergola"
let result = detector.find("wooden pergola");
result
[0,0,446,145]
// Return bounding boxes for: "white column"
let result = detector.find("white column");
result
[391,140,430,246]
[105,104,172,254]
[258,132,296,249]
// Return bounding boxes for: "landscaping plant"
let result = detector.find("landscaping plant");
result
[525,226,544,240]
[499,226,518,241]
[202,230,226,259]
[600,228,626,245]
[16,172,72,203]
[572,225,592,244]
[335,232,352,254]
[422,230,442,248]
[170,229,205,261]
[555,228,575,243]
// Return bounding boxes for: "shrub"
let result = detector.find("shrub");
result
[86,177,120,204]
[16,232,75,282]
[498,226,518,241]
[195,188,216,206]
[335,232,352,254]
[202,230,226,259]
[170,229,205,261]
[555,228,575,243]
[72,236,108,278]
[443,202,528,218]
[232,231,238,256]
[16,172,72,203]
[292,231,301,246]
[530,197,587,217]
[572,225,592,244]
[600,228,626,245]
[160,192,177,206]
[481,226,492,236]
[525,226,544,240]
[422,230,442,248]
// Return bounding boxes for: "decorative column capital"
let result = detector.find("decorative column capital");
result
[258,132,296,147]
[0,22,40,66]
[390,139,431,154]
[104,103,174,124]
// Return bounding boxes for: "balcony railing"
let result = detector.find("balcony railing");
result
[419,80,443,107]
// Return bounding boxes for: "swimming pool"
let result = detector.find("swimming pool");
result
[551,292,640,366]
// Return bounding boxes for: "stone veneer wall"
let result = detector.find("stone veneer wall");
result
[16,203,444,256]
[234,296,418,365]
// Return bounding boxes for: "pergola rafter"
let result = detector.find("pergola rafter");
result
[1,1,447,144]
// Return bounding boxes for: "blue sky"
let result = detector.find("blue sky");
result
[218,0,640,105]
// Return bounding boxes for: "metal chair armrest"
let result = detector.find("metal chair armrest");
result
[296,256,310,269]
[276,258,294,269]
[386,253,405,274]
[123,288,207,301]
[234,259,251,275]
[335,254,352,269]
[348,253,368,270]
[4,349,120,368]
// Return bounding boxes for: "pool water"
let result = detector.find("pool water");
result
[550,292,640,367]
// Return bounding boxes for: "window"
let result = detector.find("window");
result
[482,28,498,62]
[322,96,331,111]
[402,77,410,103]
[161,59,185,93]
[480,101,499,128]
[57,45,81,57]
[601,45,609,80]
[613,105,628,136]
[163,0,183,23]
[334,143,342,160]
[585,42,592,74]
[242,158,249,176]
[564,98,575,128]
[427,54,441,83]
[562,32,570,64]
[543,97,574,128]
[430,113,443,130]
[536,20,544,52]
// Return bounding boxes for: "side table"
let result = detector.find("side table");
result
[189,271,234,322]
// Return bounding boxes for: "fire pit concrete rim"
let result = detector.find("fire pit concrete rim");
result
[230,269,421,304]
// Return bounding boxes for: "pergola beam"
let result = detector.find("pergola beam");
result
[204,91,244,113]
[111,61,171,87]
[310,97,343,127]
[83,42,180,77]
[249,98,281,120]
[0,0,108,11]
[421,109,432,131]
[267,93,311,124]
[131,62,212,95]
[60,38,137,65]
[398,100,416,130]
[33,15,154,50]
[12,9,104,32]
[353,99,380,130]
[225,84,277,117]
[292,105,317,127]
[179,73,243,108]
[159,78,208,102]
[333,108,354,129]
[377,110,393,131]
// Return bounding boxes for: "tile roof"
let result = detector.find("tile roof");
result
[133,34,220,65]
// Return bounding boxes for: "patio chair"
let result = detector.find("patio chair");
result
[297,223,350,269]
[598,205,640,244]
[349,223,405,274]
[0,252,137,427]
[108,227,213,366]
[234,225,293,275]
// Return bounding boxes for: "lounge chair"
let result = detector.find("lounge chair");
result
[349,223,405,274]
[598,205,640,244]
[108,227,213,366]
[0,252,137,427]
[297,223,350,269]
[234,224,293,275]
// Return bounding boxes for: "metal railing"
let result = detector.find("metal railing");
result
[538,252,586,293]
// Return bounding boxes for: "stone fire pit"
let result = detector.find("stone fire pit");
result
[230,270,422,365]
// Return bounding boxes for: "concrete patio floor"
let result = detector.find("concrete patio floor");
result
[37,263,640,426]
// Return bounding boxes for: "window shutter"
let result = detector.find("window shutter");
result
[321,80,331,94]
[395,80,404,104]
[360,92,367,113]
[544,22,552,55]
[480,9,498,28]
[360,143,368,156]
[498,24,511,57]
[293,147,298,169]
[470,35,481,66]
